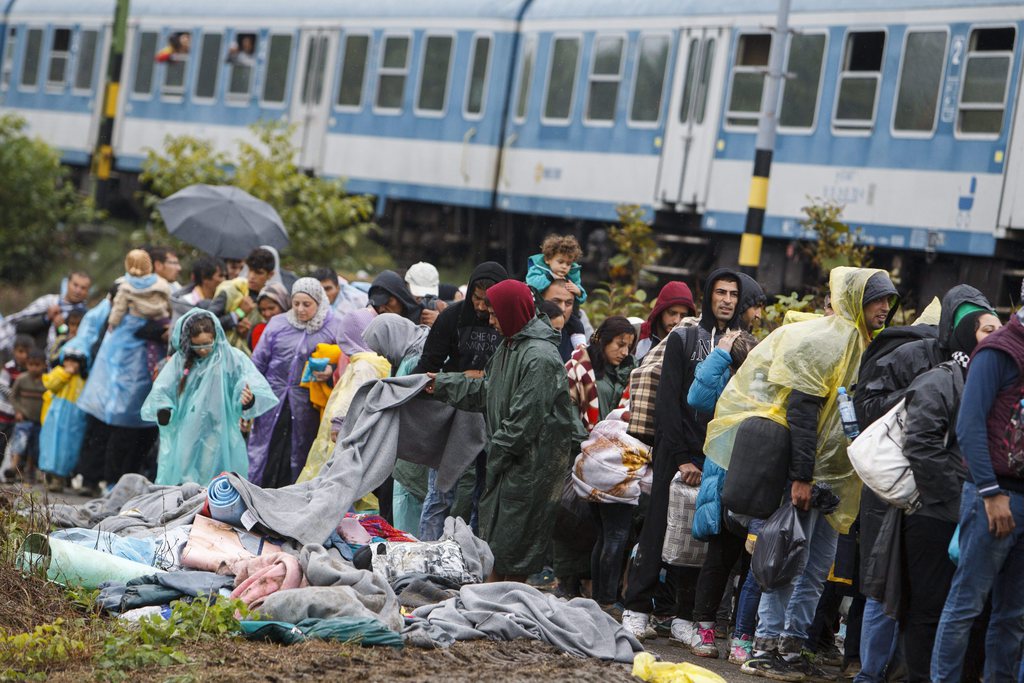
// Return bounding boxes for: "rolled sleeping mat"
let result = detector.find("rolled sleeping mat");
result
[19,533,163,590]
[208,474,247,528]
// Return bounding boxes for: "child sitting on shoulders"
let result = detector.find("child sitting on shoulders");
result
[108,249,172,330]
[526,234,587,304]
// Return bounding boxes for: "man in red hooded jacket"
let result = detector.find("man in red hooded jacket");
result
[634,282,696,361]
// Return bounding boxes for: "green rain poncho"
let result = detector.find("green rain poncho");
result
[704,267,891,532]
[142,309,277,486]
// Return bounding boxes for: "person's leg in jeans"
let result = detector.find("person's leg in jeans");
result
[854,598,898,682]
[901,513,957,682]
[981,492,1024,681]
[419,468,456,541]
[778,509,839,656]
[590,502,633,605]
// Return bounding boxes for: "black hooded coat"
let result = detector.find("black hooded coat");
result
[413,262,508,373]
[367,270,423,324]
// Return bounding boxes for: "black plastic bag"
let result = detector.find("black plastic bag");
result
[722,417,791,518]
[751,504,808,592]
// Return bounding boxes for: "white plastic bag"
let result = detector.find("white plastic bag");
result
[847,398,920,511]
[662,473,707,567]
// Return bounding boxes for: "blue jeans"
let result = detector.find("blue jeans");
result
[734,518,765,638]
[419,468,455,541]
[755,508,839,650]
[853,598,898,682]
[931,483,1024,682]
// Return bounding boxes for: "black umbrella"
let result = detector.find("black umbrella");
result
[157,184,288,260]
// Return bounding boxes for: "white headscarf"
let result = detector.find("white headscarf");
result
[286,277,330,333]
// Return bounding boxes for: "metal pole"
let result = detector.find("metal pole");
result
[92,0,129,207]
[738,0,791,277]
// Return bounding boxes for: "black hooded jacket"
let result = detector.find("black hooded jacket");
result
[655,267,742,470]
[414,262,507,373]
[854,284,992,428]
[737,273,767,331]
[368,270,422,324]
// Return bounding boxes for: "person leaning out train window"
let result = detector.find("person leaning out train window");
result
[156,33,190,63]
[228,34,257,68]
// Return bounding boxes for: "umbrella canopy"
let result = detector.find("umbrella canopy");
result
[157,184,289,260]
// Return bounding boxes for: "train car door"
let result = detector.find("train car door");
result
[291,28,338,172]
[656,27,728,211]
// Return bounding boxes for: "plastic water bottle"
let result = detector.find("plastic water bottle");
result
[749,371,769,403]
[838,387,860,440]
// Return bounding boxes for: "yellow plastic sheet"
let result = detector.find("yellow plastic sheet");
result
[632,652,728,683]
[705,267,890,533]
[914,296,941,326]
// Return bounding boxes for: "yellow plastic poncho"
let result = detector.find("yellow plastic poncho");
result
[704,267,890,533]
[296,351,391,484]
[300,343,343,418]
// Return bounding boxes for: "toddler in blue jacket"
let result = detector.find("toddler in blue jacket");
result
[525,234,587,304]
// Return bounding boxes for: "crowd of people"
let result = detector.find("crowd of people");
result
[1,232,1022,681]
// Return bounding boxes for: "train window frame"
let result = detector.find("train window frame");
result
[890,27,949,139]
[2,26,18,92]
[513,33,537,123]
[956,25,1017,140]
[19,27,43,91]
[777,30,829,136]
[541,33,582,126]
[225,32,257,104]
[724,31,772,131]
[583,32,627,127]
[335,31,371,112]
[160,29,192,102]
[463,32,493,120]
[192,31,223,105]
[72,28,101,95]
[694,37,717,124]
[130,30,158,99]
[260,33,294,108]
[374,32,412,115]
[680,35,718,125]
[627,31,672,129]
[45,26,72,91]
[415,32,456,117]
[831,28,888,136]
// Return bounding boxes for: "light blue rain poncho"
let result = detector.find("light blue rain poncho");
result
[141,309,277,486]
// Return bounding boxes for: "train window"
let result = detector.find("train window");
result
[376,35,410,111]
[543,36,580,123]
[585,35,625,123]
[680,37,716,124]
[514,35,536,121]
[261,34,292,104]
[893,31,947,134]
[2,27,17,91]
[337,33,369,109]
[300,35,328,105]
[20,28,43,89]
[834,31,886,132]
[958,27,1016,136]
[464,34,491,117]
[132,31,158,95]
[73,30,99,92]
[160,31,191,98]
[726,33,770,127]
[227,33,256,100]
[695,38,716,124]
[46,28,71,89]
[417,34,454,114]
[194,32,222,101]
[779,33,826,130]
[629,33,670,124]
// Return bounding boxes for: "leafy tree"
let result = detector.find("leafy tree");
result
[800,198,873,276]
[0,114,101,283]
[140,120,376,272]
[583,204,662,327]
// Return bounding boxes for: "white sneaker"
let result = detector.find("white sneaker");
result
[621,609,656,641]
[669,618,699,648]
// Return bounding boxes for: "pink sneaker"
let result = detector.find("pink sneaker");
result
[729,634,754,664]
[690,625,720,658]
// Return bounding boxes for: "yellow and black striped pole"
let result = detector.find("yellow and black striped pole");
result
[92,0,129,207]
[739,0,791,277]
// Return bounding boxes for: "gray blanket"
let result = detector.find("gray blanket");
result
[442,516,493,582]
[405,582,642,663]
[48,474,205,538]
[257,544,403,632]
[226,375,485,546]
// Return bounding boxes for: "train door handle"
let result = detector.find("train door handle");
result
[461,127,477,183]
[500,132,519,188]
